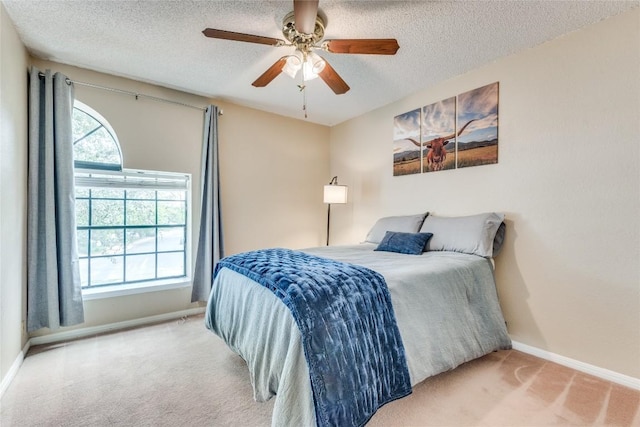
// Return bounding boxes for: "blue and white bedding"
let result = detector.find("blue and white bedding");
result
[213,248,411,427]
[205,244,511,426]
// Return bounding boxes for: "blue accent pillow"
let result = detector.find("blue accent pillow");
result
[374,231,434,255]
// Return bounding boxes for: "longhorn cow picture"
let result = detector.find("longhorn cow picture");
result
[420,97,456,173]
[392,81,499,176]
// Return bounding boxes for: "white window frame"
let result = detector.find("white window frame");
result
[75,168,192,300]
[72,100,192,300]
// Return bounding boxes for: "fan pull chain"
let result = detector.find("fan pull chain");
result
[303,88,308,119]
[299,69,308,119]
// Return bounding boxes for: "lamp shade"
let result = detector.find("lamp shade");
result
[303,51,326,81]
[283,53,302,78]
[324,184,348,204]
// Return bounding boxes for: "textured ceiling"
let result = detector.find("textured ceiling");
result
[3,0,638,126]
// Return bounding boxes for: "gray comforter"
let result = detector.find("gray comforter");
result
[205,244,511,426]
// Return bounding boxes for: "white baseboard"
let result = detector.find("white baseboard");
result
[0,340,31,399]
[30,307,206,346]
[512,340,640,391]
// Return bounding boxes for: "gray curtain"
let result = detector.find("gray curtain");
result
[27,67,84,331]
[191,105,223,302]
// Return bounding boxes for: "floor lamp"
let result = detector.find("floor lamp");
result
[323,176,348,246]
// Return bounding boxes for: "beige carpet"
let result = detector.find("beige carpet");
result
[1,315,638,426]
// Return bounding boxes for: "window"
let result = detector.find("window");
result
[72,101,122,170]
[73,102,190,291]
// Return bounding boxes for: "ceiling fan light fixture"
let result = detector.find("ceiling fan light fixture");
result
[283,50,325,81]
[283,53,303,78]
[309,51,326,74]
[302,51,325,81]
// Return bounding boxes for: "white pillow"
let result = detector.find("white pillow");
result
[364,213,428,244]
[419,212,505,258]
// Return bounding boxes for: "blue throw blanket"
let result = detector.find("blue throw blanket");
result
[215,248,411,427]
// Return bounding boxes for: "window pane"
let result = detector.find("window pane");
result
[75,199,89,227]
[75,187,90,198]
[158,227,185,252]
[126,228,156,254]
[125,254,156,282]
[74,126,121,165]
[158,201,185,225]
[92,188,124,199]
[77,229,89,256]
[92,199,124,226]
[72,108,101,142]
[91,229,124,256]
[157,190,185,201]
[157,252,184,278]
[126,189,156,200]
[126,200,156,225]
[79,258,89,287]
[90,256,123,285]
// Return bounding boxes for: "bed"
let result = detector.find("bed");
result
[205,213,511,426]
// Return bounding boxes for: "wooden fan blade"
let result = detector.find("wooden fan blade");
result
[324,39,400,55]
[293,0,319,34]
[202,28,282,46]
[252,57,287,87]
[318,60,350,95]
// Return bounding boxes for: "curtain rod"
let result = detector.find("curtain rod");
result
[37,71,220,114]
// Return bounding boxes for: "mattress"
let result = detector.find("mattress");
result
[205,244,511,426]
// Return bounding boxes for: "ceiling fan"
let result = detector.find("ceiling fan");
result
[202,0,399,96]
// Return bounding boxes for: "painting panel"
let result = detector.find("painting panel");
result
[393,108,421,176]
[456,82,499,169]
[421,97,456,173]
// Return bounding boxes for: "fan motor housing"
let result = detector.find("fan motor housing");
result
[282,11,325,46]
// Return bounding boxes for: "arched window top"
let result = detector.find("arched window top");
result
[73,100,123,171]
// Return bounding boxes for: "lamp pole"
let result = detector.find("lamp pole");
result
[326,203,331,246]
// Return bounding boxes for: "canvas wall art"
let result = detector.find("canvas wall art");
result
[421,97,456,173]
[393,108,421,176]
[456,82,499,168]
[393,82,498,176]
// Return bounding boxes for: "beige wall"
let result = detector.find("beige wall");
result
[218,101,330,255]
[329,8,640,378]
[26,60,329,336]
[0,3,29,385]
